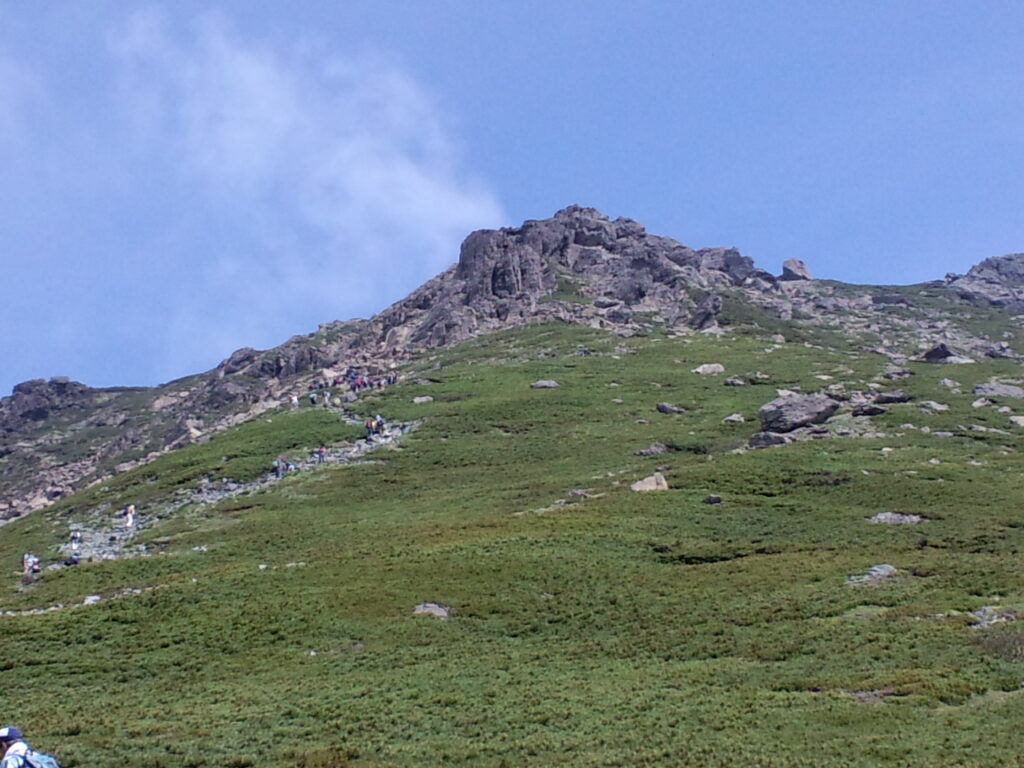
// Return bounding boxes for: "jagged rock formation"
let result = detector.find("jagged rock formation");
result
[946,254,1024,312]
[3,205,1023,519]
[780,258,812,281]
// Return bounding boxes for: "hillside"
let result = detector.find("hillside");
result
[2,210,1024,765]
[3,206,1024,522]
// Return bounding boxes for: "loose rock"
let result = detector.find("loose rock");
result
[414,602,450,619]
[868,512,923,525]
[635,443,669,456]
[874,390,911,404]
[631,472,669,492]
[691,363,725,375]
[847,564,899,585]
[974,382,1024,400]
[758,393,839,433]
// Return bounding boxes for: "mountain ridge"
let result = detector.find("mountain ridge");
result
[3,205,1023,518]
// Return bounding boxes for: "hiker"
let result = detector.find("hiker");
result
[309,392,317,406]
[0,726,62,768]
[317,444,327,464]
[273,456,284,479]
[322,391,331,408]
[69,531,81,553]
[21,553,39,576]
[290,394,299,410]
[125,504,135,528]
[375,414,385,433]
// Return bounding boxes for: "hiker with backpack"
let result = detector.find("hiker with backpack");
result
[0,726,62,768]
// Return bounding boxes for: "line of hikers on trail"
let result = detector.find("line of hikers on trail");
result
[269,414,388,479]
[19,509,136,576]
[288,368,401,411]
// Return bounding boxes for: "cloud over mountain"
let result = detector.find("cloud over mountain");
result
[107,9,504,377]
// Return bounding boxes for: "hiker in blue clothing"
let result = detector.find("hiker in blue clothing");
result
[0,726,62,768]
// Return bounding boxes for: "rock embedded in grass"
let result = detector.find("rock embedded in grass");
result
[973,381,1024,399]
[691,363,725,375]
[414,602,450,619]
[748,431,790,448]
[868,512,924,525]
[635,443,669,456]
[847,563,899,585]
[874,390,911,404]
[531,380,560,389]
[630,472,668,492]
[758,392,840,433]
[655,402,685,414]
[970,606,1017,628]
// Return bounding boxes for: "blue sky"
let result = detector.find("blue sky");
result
[2,2,1023,396]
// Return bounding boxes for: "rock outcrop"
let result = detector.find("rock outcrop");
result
[758,393,840,433]
[946,254,1024,312]
[780,258,812,281]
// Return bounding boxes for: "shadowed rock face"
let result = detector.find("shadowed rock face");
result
[1,378,96,433]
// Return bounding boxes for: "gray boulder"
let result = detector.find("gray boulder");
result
[973,382,1024,399]
[985,342,1014,359]
[635,443,669,456]
[922,343,955,362]
[853,403,886,417]
[758,393,840,433]
[656,402,685,415]
[748,431,790,448]
[874,390,911,404]
[631,472,669,492]
[780,258,812,281]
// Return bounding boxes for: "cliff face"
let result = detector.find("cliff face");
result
[331,205,777,356]
[2,206,1022,519]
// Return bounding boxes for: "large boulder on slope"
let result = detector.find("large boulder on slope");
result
[758,393,839,433]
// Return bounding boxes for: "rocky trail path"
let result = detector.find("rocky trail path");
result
[55,415,416,565]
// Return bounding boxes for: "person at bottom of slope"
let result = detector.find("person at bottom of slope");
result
[0,726,62,768]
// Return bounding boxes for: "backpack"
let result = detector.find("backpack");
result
[21,750,63,768]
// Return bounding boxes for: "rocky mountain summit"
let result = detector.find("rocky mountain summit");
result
[3,205,1024,518]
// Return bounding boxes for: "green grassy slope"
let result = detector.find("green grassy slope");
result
[2,324,1023,767]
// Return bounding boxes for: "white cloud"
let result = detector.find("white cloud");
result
[108,10,504,372]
